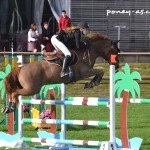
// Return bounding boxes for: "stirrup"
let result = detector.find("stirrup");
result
[61,71,69,77]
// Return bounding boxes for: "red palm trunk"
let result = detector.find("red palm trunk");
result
[121,90,130,148]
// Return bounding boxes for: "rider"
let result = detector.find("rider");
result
[77,22,91,47]
[51,26,81,77]
[77,22,90,36]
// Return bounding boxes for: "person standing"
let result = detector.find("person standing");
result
[42,22,53,41]
[42,22,53,51]
[58,10,71,31]
[28,23,45,52]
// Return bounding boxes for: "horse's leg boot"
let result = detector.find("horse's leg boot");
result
[10,102,16,112]
[61,55,71,77]
[92,75,102,86]
[84,75,102,89]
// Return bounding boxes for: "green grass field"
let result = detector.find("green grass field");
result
[0,63,150,150]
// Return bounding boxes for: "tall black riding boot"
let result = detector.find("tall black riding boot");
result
[61,55,71,77]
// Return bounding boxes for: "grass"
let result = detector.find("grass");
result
[0,63,150,150]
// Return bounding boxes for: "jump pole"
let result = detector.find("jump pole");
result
[61,83,66,140]
[109,64,115,143]
[100,54,117,149]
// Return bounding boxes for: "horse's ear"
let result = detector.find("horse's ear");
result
[111,40,120,45]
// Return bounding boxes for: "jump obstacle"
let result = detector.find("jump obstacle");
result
[0,55,144,149]
[14,63,142,150]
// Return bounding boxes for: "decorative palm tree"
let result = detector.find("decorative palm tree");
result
[0,64,11,100]
[114,63,141,148]
[40,84,62,100]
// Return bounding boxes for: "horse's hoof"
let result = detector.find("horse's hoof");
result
[84,82,94,89]
[1,107,10,114]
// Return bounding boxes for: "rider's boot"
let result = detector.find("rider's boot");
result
[61,55,71,77]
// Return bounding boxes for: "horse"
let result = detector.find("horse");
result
[2,33,120,113]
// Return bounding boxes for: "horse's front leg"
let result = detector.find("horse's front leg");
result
[81,69,104,89]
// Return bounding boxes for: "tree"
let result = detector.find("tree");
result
[114,63,141,148]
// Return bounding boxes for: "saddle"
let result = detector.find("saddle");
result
[43,50,78,67]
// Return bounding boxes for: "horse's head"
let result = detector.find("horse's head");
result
[87,33,120,70]
[101,39,120,70]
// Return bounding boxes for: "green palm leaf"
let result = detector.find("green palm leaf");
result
[39,85,46,99]
[117,86,124,99]
[1,87,6,100]
[6,64,11,75]
[114,72,126,81]
[130,71,142,81]
[114,63,141,99]
[132,81,140,97]
[42,85,51,99]
[40,84,61,99]
[128,86,135,99]
[0,80,4,90]
[0,71,6,79]
[124,63,130,75]
[113,80,122,95]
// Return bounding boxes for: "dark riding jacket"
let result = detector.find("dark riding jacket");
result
[57,29,81,50]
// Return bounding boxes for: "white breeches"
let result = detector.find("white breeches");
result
[51,35,71,57]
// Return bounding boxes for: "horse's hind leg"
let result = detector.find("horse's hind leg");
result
[2,88,39,114]
[1,94,14,113]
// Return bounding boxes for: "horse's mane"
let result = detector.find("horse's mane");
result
[85,32,109,42]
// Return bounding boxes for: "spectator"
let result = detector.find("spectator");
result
[28,23,45,52]
[58,10,71,31]
[42,22,53,51]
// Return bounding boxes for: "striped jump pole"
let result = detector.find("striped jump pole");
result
[66,97,110,102]
[22,138,102,147]
[115,98,150,104]
[66,97,150,104]
[22,118,109,127]
[22,99,108,107]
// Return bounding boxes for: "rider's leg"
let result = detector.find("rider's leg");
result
[51,35,59,50]
[51,35,71,77]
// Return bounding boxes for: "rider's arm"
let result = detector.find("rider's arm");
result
[74,30,81,50]
[58,18,62,31]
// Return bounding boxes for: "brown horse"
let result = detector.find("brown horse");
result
[2,33,120,113]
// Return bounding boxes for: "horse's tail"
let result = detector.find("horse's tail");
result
[4,67,22,95]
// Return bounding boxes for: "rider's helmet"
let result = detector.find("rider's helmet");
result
[77,22,89,29]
